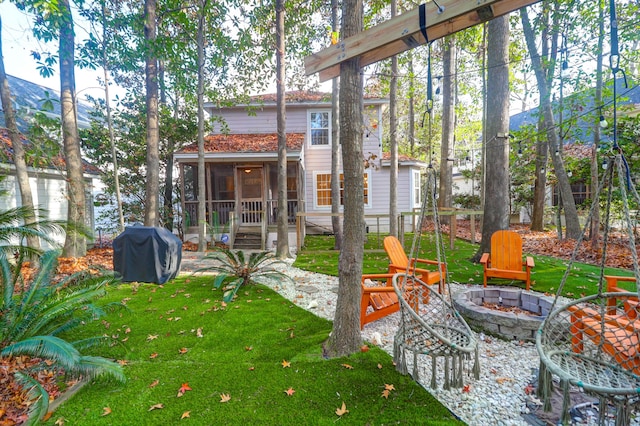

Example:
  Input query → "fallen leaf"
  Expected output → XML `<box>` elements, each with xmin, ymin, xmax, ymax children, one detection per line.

<box><xmin>147</xmin><ymin>334</ymin><xmax>159</xmax><ymax>341</ymax></box>
<box><xmin>377</xmin><ymin>363</ymin><xmax>383</xmax><ymax>369</ymax></box>
<box><xmin>360</xmin><ymin>345</ymin><xmax>370</xmax><ymax>352</ymax></box>
<box><xmin>381</xmin><ymin>389</ymin><xmax>390</xmax><ymax>399</ymax></box>
<box><xmin>149</xmin><ymin>379</ymin><xmax>160</xmax><ymax>388</ymax></box>
<box><xmin>248</xmin><ymin>366</ymin><xmax>255</xmax><ymax>371</ymax></box>
<box><xmin>245</xmin><ymin>346</ymin><xmax>253</xmax><ymax>351</ymax></box>
<box><xmin>179</xmin><ymin>347</ymin><xmax>188</xmax><ymax>354</ymax></box>
<box><xmin>281</xmin><ymin>359</ymin><xmax>291</xmax><ymax>368</ymax></box>
<box><xmin>341</xmin><ymin>363</ymin><xmax>354</xmax><ymax>370</ymax></box>
<box><xmin>220</xmin><ymin>393</ymin><xmax>231</xmax><ymax>403</ymax></box>
<box><xmin>384</xmin><ymin>383</ymin><xmax>395</xmax><ymax>391</ymax></box>
<box><xmin>196</xmin><ymin>327</ymin><xmax>203</xmax><ymax>338</ymax></box>
<box><xmin>496</xmin><ymin>377</ymin><xmax>513</xmax><ymax>384</ymax></box>
<box><xmin>148</xmin><ymin>403</ymin><xmax>164</xmax><ymax>411</ymax></box>
<box><xmin>463</xmin><ymin>384</ymin><xmax>471</xmax><ymax>393</ymax></box>
<box><xmin>102</xmin><ymin>407</ymin><xmax>112</xmax><ymax>416</ymax></box>
<box><xmin>335</xmin><ymin>401</ymin><xmax>349</xmax><ymax>416</ymax></box>
<box><xmin>150</xmin><ymin>353</ymin><xmax>158</xmax><ymax>359</ymax></box>
<box><xmin>181</xmin><ymin>411</ymin><xmax>191</xmax><ymax>419</ymax></box>
<box><xmin>117</xmin><ymin>359</ymin><xmax>128</xmax><ymax>366</ymax></box>
<box><xmin>55</xmin><ymin>418</ymin><xmax>65</xmax><ymax>426</ymax></box>
<box><xmin>177</xmin><ymin>382</ymin><xmax>192</xmax><ymax>397</ymax></box>
<box><xmin>284</xmin><ymin>387</ymin><xmax>295</xmax><ymax>396</ymax></box>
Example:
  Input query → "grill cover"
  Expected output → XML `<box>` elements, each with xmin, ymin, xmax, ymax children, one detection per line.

<box><xmin>113</xmin><ymin>226</ymin><xmax>182</xmax><ymax>284</ymax></box>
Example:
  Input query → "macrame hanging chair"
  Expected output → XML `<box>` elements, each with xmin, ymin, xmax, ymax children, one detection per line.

<box><xmin>392</xmin><ymin>167</ymin><xmax>480</xmax><ymax>390</ymax></box>
<box><xmin>536</xmin><ymin>151</ymin><xmax>640</xmax><ymax>426</ymax></box>
<box><xmin>536</xmin><ymin>2</ymin><xmax>640</xmax><ymax>423</ymax></box>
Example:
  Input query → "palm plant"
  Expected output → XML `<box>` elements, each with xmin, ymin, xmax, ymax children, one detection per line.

<box><xmin>0</xmin><ymin>250</ymin><xmax>125</xmax><ymax>424</ymax></box>
<box><xmin>0</xmin><ymin>204</ymin><xmax>64</xmax><ymax>259</ymax></box>
<box><xmin>198</xmin><ymin>249</ymin><xmax>293</xmax><ymax>302</ymax></box>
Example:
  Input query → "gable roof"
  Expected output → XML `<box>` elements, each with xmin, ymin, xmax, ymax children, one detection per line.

<box><xmin>0</xmin><ymin>128</ymin><xmax>100</xmax><ymax>174</ymax></box>
<box><xmin>1</xmin><ymin>74</ymin><xmax>93</xmax><ymax>131</ymax></box>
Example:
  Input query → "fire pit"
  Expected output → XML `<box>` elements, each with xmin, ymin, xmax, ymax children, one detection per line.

<box><xmin>453</xmin><ymin>287</ymin><xmax>554</xmax><ymax>341</ymax></box>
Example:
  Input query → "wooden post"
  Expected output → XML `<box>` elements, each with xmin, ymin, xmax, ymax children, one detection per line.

<box><xmin>305</xmin><ymin>0</ymin><xmax>541</xmax><ymax>81</ymax></box>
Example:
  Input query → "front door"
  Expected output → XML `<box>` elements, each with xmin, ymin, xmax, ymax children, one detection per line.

<box><xmin>239</xmin><ymin>167</ymin><xmax>263</xmax><ymax>225</ymax></box>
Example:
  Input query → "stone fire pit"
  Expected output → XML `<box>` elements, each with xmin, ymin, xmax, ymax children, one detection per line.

<box><xmin>453</xmin><ymin>287</ymin><xmax>554</xmax><ymax>341</ymax></box>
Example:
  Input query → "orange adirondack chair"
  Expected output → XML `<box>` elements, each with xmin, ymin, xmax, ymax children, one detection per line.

<box><xmin>479</xmin><ymin>230</ymin><xmax>534</xmax><ymax>291</ymax></box>
<box><xmin>383</xmin><ymin>236</ymin><xmax>446</xmax><ymax>293</ymax></box>
<box><xmin>360</xmin><ymin>273</ymin><xmax>399</xmax><ymax>329</ymax></box>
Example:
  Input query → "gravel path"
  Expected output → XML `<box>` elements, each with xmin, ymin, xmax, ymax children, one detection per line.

<box><xmin>266</xmin><ymin>259</ymin><xmax>541</xmax><ymax>426</ymax></box>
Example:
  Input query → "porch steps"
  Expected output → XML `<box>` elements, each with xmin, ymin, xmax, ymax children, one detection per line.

<box><xmin>233</xmin><ymin>232</ymin><xmax>263</xmax><ymax>250</ymax></box>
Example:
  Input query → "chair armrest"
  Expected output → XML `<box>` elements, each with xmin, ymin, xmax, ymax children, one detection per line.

<box><xmin>525</xmin><ymin>256</ymin><xmax>535</xmax><ymax>268</ymax></box>
<box><xmin>479</xmin><ymin>253</ymin><xmax>490</xmax><ymax>265</ymax></box>
<box><xmin>412</xmin><ymin>257</ymin><xmax>440</xmax><ymax>267</ymax></box>
<box><xmin>362</xmin><ymin>285</ymin><xmax>397</xmax><ymax>294</ymax></box>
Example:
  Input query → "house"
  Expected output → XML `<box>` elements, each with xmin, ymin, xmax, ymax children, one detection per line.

<box><xmin>174</xmin><ymin>91</ymin><xmax>428</xmax><ymax>249</ymax></box>
<box><xmin>0</xmin><ymin>75</ymin><xmax>100</xmax><ymax>249</ymax></box>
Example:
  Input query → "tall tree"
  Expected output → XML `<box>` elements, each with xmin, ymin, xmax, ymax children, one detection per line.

<box><xmin>388</xmin><ymin>0</ymin><xmax>398</xmax><ymax>238</ymax></box>
<box><xmin>438</xmin><ymin>35</ymin><xmax>456</xmax><ymax>221</ymax></box>
<box><xmin>275</xmin><ymin>0</ymin><xmax>291</xmax><ymax>258</ymax></box>
<box><xmin>59</xmin><ymin>0</ymin><xmax>86</xmax><ymax>257</ymax></box>
<box><xmin>477</xmin><ymin>15</ymin><xmax>510</xmax><ymax>256</ymax></box>
<box><xmin>143</xmin><ymin>0</ymin><xmax>160</xmax><ymax>227</ymax></box>
<box><xmin>330</xmin><ymin>0</ymin><xmax>342</xmax><ymax>250</ymax></box>
<box><xmin>196</xmin><ymin>0</ymin><xmax>207</xmax><ymax>252</ymax></box>
<box><xmin>0</xmin><ymin>16</ymin><xmax>40</xmax><ymax>252</ymax></box>
<box><xmin>521</xmin><ymin>5</ymin><xmax>581</xmax><ymax>239</ymax></box>
<box><xmin>324</xmin><ymin>0</ymin><xmax>364</xmax><ymax>358</ymax></box>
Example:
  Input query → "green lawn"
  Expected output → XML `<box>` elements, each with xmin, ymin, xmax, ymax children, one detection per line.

<box><xmin>295</xmin><ymin>234</ymin><xmax>634</xmax><ymax>298</ymax></box>
<box><xmin>47</xmin><ymin>275</ymin><xmax>462</xmax><ymax>425</ymax></box>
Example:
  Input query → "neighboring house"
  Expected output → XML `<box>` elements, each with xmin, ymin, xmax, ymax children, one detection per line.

<box><xmin>0</xmin><ymin>75</ymin><xmax>100</xmax><ymax>249</ymax></box>
<box><xmin>174</xmin><ymin>91</ymin><xmax>427</xmax><ymax>249</ymax></box>
<box><xmin>452</xmin><ymin>80</ymin><xmax>640</xmax><ymax>223</ymax></box>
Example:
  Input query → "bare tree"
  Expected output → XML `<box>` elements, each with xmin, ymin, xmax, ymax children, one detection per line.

<box><xmin>388</xmin><ymin>0</ymin><xmax>398</xmax><ymax>238</ymax></box>
<box><xmin>439</xmin><ymin>36</ymin><xmax>456</xmax><ymax>223</ymax></box>
<box><xmin>477</xmin><ymin>15</ymin><xmax>510</xmax><ymax>257</ymax></box>
<box><xmin>324</xmin><ymin>0</ymin><xmax>364</xmax><ymax>358</ymax></box>
<box><xmin>0</xmin><ymin>17</ymin><xmax>40</xmax><ymax>251</ymax></box>
<box><xmin>144</xmin><ymin>0</ymin><xmax>160</xmax><ymax>227</ymax></box>
<box><xmin>196</xmin><ymin>0</ymin><xmax>207</xmax><ymax>252</ymax></box>
<box><xmin>60</xmin><ymin>0</ymin><xmax>86</xmax><ymax>257</ymax></box>
<box><xmin>275</xmin><ymin>0</ymin><xmax>291</xmax><ymax>258</ymax></box>
<box><xmin>330</xmin><ymin>0</ymin><xmax>342</xmax><ymax>250</ymax></box>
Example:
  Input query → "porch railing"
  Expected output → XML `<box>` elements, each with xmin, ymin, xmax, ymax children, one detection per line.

<box><xmin>184</xmin><ymin>201</ymin><xmax>235</xmax><ymax>228</ymax></box>
<box><xmin>266</xmin><ymin>199</ymin><xmax>298</xmax><ymax>226</ymax></box>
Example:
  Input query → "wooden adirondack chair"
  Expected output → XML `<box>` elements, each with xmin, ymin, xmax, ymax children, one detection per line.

<box><xmin>360</xmin><ymin>273</ymin><xmax>399</xmax><ymax>329</ymax></box>
<box><xmin>569</xmin><ymin>276</ymin><xmax>640</xmax><ymax>375</ymax></box>
<box><xmin>383</xmin><ymin>236</ymin><xmax>446</xmax><ymax>293</ymax></box>
<box><xmin>479</xmin><ymin>230</ymin><xmax>534</xmax><ymax>291</ymax></box>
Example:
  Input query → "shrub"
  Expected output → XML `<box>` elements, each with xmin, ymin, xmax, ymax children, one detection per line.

<box><xmin>197</xmin><ymin>249</ymin><xmax>293</xmax><ymax>302</ymax></box>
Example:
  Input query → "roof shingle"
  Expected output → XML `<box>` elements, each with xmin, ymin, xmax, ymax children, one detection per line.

<box><xmin>179</xmin><ymin>133</ymin><xmax>304</xmax><ymax>154</ymax></box>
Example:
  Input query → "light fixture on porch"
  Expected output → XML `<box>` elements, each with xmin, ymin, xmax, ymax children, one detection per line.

<box><xmin>244</xmin><ymin>168</ymin><xmax>252</xmax><ymax>174</ymax></box>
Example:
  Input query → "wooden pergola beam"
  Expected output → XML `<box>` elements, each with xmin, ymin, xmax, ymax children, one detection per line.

<box><xmin>305</xmin><ymin>0</ymin><xmax>541</xmax><ymax>82</ymax></box>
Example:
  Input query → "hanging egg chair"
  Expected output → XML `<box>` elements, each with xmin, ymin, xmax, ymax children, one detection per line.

<box><xmin>392</xmin><ymin>167</ymin><xmax>479</xmax><ymax>390</ymax></box>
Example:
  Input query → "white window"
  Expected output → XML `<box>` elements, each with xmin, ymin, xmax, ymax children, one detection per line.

<box><xmin>314</xmin><ymin>171</ymin><xmax>370</xmax><ymax>208</ymax></box>
<box><xmin>413</xmin><ymin>170</ymin><xmax>422</xmax><ymax>208</ymax></box>
<box><xmin>309</xmin><ymin>111</ymin><xmax>330</xmax><ymax>146</ymax></box>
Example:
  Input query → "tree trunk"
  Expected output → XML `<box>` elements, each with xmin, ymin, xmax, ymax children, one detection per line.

<box><xmin>60</xmin><ymin>0</ymin><xmax>86</xmax><ymax>257</ymax></box>
<box><xmin>407</xmin><ymin>54</ymin><xmax>415</xmax><ymax>158</ymax></box>
<box><xmin>144</xmin><ymin>0</ymin><xmax>160</xmax><ymax>227</ymax></box>
<box><xmin>590</xmin><ymin>0</ymin><xmax>605</xmax><ymax>250</ymax></box>
<box><xmin>324</xmin><ymin>0</ymin><xmax>364</xmax><ymax>358</ymax></box>
<box><xmin>521</xmin><ymin>7</ymin><xmax>581</xmax><ymax>239</ymax></box>
<box><xmin>389</xmin><ymin>0</ymin><xmax>398</xmax><ymax>238</ymax></box>
<box><xmin>530</xmin><ymin>120</ymin><xmax>548</xmax><ymax>230</ymax></box>
<box><xmin>439</xmin><ymin>35</ymin><xmax>456</xmax><ymax>225</ymax></box>
<box><xmin>330</xmin><ymin>0</ymin><xmax>342</xmax><ymax>250</ymax></box>
<box><xmin>477</xmin><ymin>15</ymin><xmax>510</xmax><ymax>257</ymax></box>
<box><xmin>196</xmin><ymin>0</ymin><xmax>207</xmax><ymax>252</ymax></box>
<box><xmin>275</xmin><ymin>0</ymin><xmax>291</xmax><ymax>258</ymax></box>
<box><xmin>101</xmin><ymin>4</ymin><xmax>124</xmax><ymax>233</ymax></box>
<box><xmin>0</xmin><ymin>17</ymin><xmax>40</xmax><ymax>252</ymax></box>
